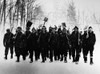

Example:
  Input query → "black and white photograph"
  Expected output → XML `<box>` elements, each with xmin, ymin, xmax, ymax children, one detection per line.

<box><xmin>0</xmin><ymin>0</ymin><xmax>100</xmax><ymax>74</ymax></box>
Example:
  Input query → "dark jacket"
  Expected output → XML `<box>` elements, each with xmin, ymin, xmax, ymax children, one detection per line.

<box><xmin>29</xmin><ymin>32</ymin><xmax>38</xmax><ymax>50</ymax></box>
<box><xmin>3</xmin><ymin>32</ymin><xmax>14</xmax><ymax>47</ymax></box>
<box><xmin>49</xmin><ymin>33</ymin><xmax>58</xmax><ymax>50</ymax></box>
<box><xmin>87</xmin><ymin>32</ymin><xmax>96</xmax><ymax>46</ymax></box>
<box><xmin>14</xmin><ymin>32</ymin><xmax>24</xmax><ymax>48</ymax></box>
<box><xmin>39</xmin><ymin>32</ymin><xmax>48</xmax><ymax>48</ymax></box>
<box><xmin>70</xmin><ymin>31</ymin><xmax>79</xmax><ymax>47</ymax></box>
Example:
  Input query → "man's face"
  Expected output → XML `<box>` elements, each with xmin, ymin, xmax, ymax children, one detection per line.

<box><xmin>88</xmin><ymin>28</ymin><xmax>93</xmax><ymax>33</ymax></box>
<box><xmin>74</xmin><ymin>28</ymin><xmax>78</xmax><ymax>32</ymax></box>
<box><xmin>52</xmin><ymin>29</ymin><xmax>56</xmax><ymax>34</ymax></box>
<box><xmin>42</xmin><ymin>28</ymin><xmax>46</xmax><ymax>33</ymax></box>
<box><xmin>32</xmin><ymin>28</ymin><xmax>36</xmax><ymax>33</ymax></box>
<box><xmin>17</xmin><ymin>28</ymin><xmax>21</xmax><ymax>32</ymax></box>
<box><xmin>63</xmin><ymin>29</ymin><xmax>66</xmax><ymax>33</ymax></box>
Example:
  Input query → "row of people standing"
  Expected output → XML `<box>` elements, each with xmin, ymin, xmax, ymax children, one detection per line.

<box><xmin>3</xmin><ymin>22</ymin><xmax>96</xmax><ymax>65</ymax></box>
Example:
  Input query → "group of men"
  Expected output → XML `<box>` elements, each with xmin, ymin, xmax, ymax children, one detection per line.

<box><xmin>3</xmin><ymin>22</ymin><xmax>96</xmax><ymax>65</ymax></box>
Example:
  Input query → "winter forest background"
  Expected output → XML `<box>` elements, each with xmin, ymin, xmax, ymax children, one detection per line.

<box><xmin>0</xmin><ymin>0</ymin><xmax>100</xmax><ymax>74</ymax></box>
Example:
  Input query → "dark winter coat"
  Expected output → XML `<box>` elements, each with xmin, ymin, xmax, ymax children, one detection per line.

<box><xmin>87</xmin><ymin>32</ymin><xmax>96</xmax><ymax>46</ymax></box>
<box><xmin>3</xmin><ymin>32</ymin><xmax>14</xmax><ymax>47</ymax></box>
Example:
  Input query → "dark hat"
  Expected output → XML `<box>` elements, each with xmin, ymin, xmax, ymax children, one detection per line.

<box><xmin>89</xmin><ymin>26</ymin><xmax>92</xmax><ymax>29</ymax></box>
<box><xmin>6</xmin><ymin>29</ymin><xmax>10</xmax><ymax>32</ymax></box>
<box><xmin>26</xmin><ymin>21</ymin><xmax>32</xmax><ymax>28</ymax></box>
<box><xmin>73</xmin><ymin>26</ymin><xmax>78</xmax><ymax>30</ymax></box>
<box><xmin>17</xmin><ymin>27</ymin><xmax>22</xmax><ymax>30</ymax></box>
<box><xmin>42</xmin><ymin>25</ymin><xmax>46</xmax><ymax>29</ymax></box>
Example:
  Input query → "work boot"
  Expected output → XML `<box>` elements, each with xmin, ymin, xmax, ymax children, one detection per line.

<box><xmin>11</xmin><ymin>55</ymin><xmax>13</xmax><ymax>59</ymax></box>
<box><xmin>84</xmin><ymin>57</ymin><xmax>87</xmax><ymax>63</ymax></box>
<box><xmin>90</xmin><ymin>58</ymin><xmax>93</xmax><ymax>65</ymax></box>
<box><xmin>16</xmin><ymin>57</ymin><xmax>20</xmax><ymax>62</ymax></box>
<box><xmin>4</xmin><ymin>55</ymin><xmax>7</xmax><ymax>60</ymax></box>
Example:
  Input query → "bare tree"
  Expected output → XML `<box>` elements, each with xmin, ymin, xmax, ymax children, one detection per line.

<box><xmin>0</xmin><ymin>0</ymin><xmax>44</xmax><ymax>31</ymax></box>
<box><xmin>67</xmin><ymin>1</ymin><xmax>77</xmax><ymax>25</ymax></box>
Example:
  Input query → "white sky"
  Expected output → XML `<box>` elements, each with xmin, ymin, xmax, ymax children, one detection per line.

<box><xmin>75</xmin><ymin>0</ymin><xmax>100</xmax><ymax>14</ymax></box>
<box><xmin>34</xmin><ymin>0</ymin><xmax>100</xmax><ymax>27</ymax></box>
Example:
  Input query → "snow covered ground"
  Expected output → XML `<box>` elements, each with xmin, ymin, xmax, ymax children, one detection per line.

<box><xmin>0</xmin><ymin>25</ymin><xmax>100</xmax><ymax>74</ymax></box>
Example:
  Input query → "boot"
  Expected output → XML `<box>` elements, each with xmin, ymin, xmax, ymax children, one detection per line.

<box><xmin>11</xmin><ymin>54</ymin><xmax>13</xmax><ymax>59</ymax></box>
<box><xmin>90</xmin><ymin>57</ymin><xmax>93</xmax><ymax>65</ymax></box>
<box><xmin>23</xmin><ymin>56</ymin><xmax>26</xmax><ymax>61</ymax></box>
<box><xmin>30</xmin><ymin>58</ymin><xmax>33</xmax><ymax>63</ymax></box>
<box><xmin>64</xmin><ymin>57</ymin><xmax>67</xmax><ymax>63</ymax></box>
<box><xmin>16</xmin><ymin>56</ymin><xmax>20</xmax><ymax>62</ymax></box>
<box><xmin>69</xmin><ymin>55</ymin><xmax>71</xmax><ymax>59</ymax></box>
<box><xmin>84</xmin><ymin>57</ymin><xmax>87</xmax><ymax>63</ymax></box>
<box><xmin>4</xmin><ymin>55</ymin><xmax>7</xmax><ymax>60</ymax></box>
<box><xmin>60</xmin><ymin>55</ymin><xmax>63</xmax><ymax>61</ymax></box>
<box><xmin>72</xmin><ymin>56</ymin><xmax>75</xmax><ymax>62</ymax></box>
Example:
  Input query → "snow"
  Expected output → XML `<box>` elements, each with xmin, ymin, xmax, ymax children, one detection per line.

<box><xmin>0</xmin><ymin>25</ymin><xmax>100</xmax><ymax>74</ymax></box>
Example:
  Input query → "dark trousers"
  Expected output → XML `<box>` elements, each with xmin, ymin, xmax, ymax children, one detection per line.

<box><xmin>22</xmin><ymin>47</ymin><xmax>28</xmax><ymax>60</ymax></box>
<box><xmin>83</xmin><ymin>46</ymin><xmax>88</xmax><ymax>62</ymax></box>
<box><xmin>41</xmin><ymin>48</ymin><xmax>46</xmax><ymax>62</ymax></box>
<box><xmin>83</xmin><ymin>45</ymin><xmax>94</xmax><ymax>62</ymax></box>
<box><xmin>35</xmin><ymin>50</ymin><xmax>40</xmax><ymax>61</ymax></box>
<box><xmin>64</xmin><ymin>50</ymin><xmax>68</xmax><ymax>62</ymax></box>
<box><xmin>15</xmin><ymin>47</ymin><xmax>22</xmax><ymax>61</ymax></box>
<box><xmin>5</xmin><ymin>46</ymin><xmax>13</xmax><ymax>57</ymax></box>
<box><xmin>69</xmin><ymin>48</ymin><xmax>72</xmax><ymax>58</ymax></box>
<box><xmin>29</xmin><ymin>49</ymin><xmax>34</xmax><ymax>62</ymax></box>
<box><xmin>72</xmin><ymin>45</ymin><xmax>80</xmax><ymax>62</ymax></box>
<box><xmin>50</xmin><ymin>49</ymin><xmax>54</xmax><ymax>62</ymax></box>
<box><xmin>72</xmin><ymin>47</ymin><xmax>75</xmax><ymax>62</ymax></box>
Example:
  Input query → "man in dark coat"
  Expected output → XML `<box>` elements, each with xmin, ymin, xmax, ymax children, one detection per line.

<box><xmin>82</xmin><ymin>28</ymin><xmax>88</xmax><ymax>63</ymax></box>
<box><xmin>84</xmin><ymin>26</ymin><xmax>96</xmax><ymax>65</ymax></box>
<box><xmin>3</xmin><ymin>29</ymin><xmax>14</xmax><ymax>60</ymax></box>
<box><xmin>24</xmin><ymin>27</ymin><xmax>31</xmax><ymax>60</ymax></box>
<box><xmin>49</xmin><ymin>28</ymin><xmax>57</xmax><ymax>62</ymax></box>
<box><xmin>14</xmin><ymin>27</ymin><xmax>24</xmax><ymax>62</ymax></box>
<box><xmin>38</xmin><ymin>26</ymin><xmax>48</xmax><ymax>62</ymax></box>
<box><xmin>23</xmin><ymin>21</ymin><xmax>32</xmax><ymax>60</ymax></box>
<box><xmin>61</xmin><ymin>28</ymin><xmax>70</xmax><ymax>63</ymax></box>
<box><xmin>28</xmin><ymin>27</ymin><xmax>38</xmax><ymax>63</ymax></box>
<box><xmin>56</xmin><ymin>27</ymin><xmax>62</xmax><ymax>61</ymax></box>
<box><xmin>36</xmin><ymin>28</ymin><xmax>42</xmax><ymax>60</ymax></box>
<box><xmin>70</xmin><ymin>26</ymin><xmax>81</xmax><ymax>64</ymax></box>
